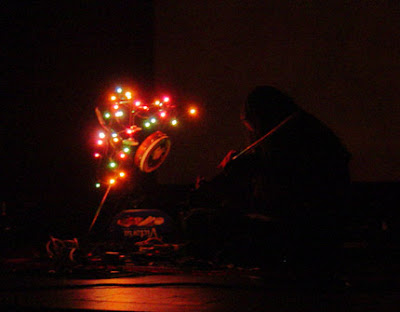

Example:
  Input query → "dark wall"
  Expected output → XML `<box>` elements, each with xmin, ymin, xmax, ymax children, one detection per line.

<box><xmin>4</xmin><ymin>1</ymin><xmax>399</xmax><ymax>241</ymax></box>
<box><xmin>154</xmin><ymin>0</ymin><xmax>400</xmax><ymax>184</ymax></box>
<box><xmin>5</xmin><ymin>1</ymin><xmax>154</xmax><ymax>231</ymax></box>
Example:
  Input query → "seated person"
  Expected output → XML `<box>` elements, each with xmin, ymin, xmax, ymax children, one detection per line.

<box><xmin>186</xmin><ymin>86</ymin><xmax>351</xmax><ymax>278</ymax></box>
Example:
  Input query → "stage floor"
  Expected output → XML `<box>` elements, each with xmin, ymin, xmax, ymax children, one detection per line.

<box><xmin>1</xmin><ymin>253</ymin><xmax>399</xmax><ymax>312</ymax></box>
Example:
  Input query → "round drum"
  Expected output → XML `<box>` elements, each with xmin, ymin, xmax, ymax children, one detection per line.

<box><xmin>134</xmin><ymin>131</ymin><xmax>171</xmax><ymax>173</ymax></box>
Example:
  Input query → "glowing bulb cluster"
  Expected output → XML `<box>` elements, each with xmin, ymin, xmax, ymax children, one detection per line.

<box><xmin>92</xmin><ymin>86</ymin><xmax>200</xmax><ymax>189</ymax></box>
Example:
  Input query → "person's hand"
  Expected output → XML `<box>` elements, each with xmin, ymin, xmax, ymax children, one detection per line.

<box><xmin>217</xmin><ymin>150</ymin><xmax>237</xmax><ymax>170</ymax></box>
<box><xmin>195</xmin><ymin>176</ymin><xmax>206</xmax><ymax>189</ymax></box>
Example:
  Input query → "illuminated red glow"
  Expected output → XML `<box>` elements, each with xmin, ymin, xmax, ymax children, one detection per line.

<box><xmin>189</xmin><ymin>107</ymin><xmax>197</xmax><ymax>115</ymax></box>
<box><xmin>94</xmin><ymin>87</ymin><xmax>195</xmax><ymax>189</ymax></box>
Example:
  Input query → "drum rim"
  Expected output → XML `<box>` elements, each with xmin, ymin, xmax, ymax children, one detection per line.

<box><xmin>135</xmin><ymin>132</ymin><xmax>171</xmax><ymax>172</ymax></box>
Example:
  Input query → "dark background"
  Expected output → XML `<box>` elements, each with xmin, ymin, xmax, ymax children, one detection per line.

<box><xmin>153</xmin><ymin>0</ymin><xmax>400</xmax><ymax>185</ymax></box>
<box><xmin>2</xmin><ymin>1</ymin><xmax>399</xmax><ymax>240</ymax></box>
<box><xmin>4</xmin><ymin>1</ymin><xmax>155</xmax><ymax>237</ymax></box>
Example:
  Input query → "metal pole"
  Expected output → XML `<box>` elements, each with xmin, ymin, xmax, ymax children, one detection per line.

<box><xmin>89</xmin><ymin>184</ymin><xmax>112</xmax><ymax>233</ymax></box>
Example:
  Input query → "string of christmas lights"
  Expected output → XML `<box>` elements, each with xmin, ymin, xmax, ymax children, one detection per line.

<box><xmin>92</xmin><ymin>86</ymin><xmax>198</xmax><ymax>190</ymax></box>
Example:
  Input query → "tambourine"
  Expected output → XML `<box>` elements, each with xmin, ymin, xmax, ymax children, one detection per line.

<box><xmin>134</xmin><ymin>131</ymin><xmax>171</xmax><ymax>173</ymax></box>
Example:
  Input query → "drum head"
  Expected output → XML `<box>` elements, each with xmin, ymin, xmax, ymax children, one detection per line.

<box><xmin>134</xmin><ymin>131</ymin><xmax>171</xmax><ymax>173</ymax></box>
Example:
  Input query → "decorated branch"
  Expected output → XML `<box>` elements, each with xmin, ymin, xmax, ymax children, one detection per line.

<box><xmin>92</xmin><ymin>86</ymin><xmax>198</xmax><ymax>190</ymax></box>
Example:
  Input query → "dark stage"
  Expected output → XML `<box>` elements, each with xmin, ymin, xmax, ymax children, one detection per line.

<box><xmin>1</xmin><ymin>182</ymin><xmax>400</xmax><ymax>311</ymax></box>
<box><xmin>3</xmin><ymin>1</ymin><xmax>400</xmax><ymax>311</ymax></box>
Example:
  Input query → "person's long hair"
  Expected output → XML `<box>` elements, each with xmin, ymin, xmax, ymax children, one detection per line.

<box><xmin>242</xmin><ymin>86</ymin><xmax>299</xmax><ymax>141</ymax></box>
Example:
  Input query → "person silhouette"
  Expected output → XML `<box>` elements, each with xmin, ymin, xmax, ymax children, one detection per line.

<box><xmin>187</xmin><ymin>86</ymin><xmax>351</xmax><ymax>280</ymax></box>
